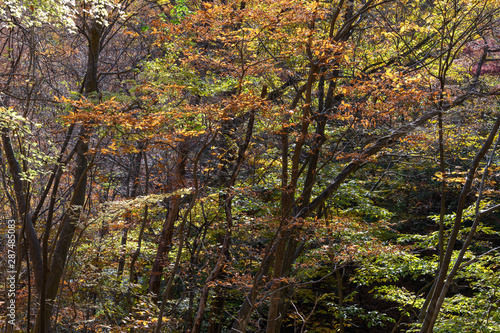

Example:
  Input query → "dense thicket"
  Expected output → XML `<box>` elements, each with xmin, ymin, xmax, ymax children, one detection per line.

<box><xmin>2</xmin><ymin>0</ymin><xmax>500</xmax><ymax>332</ymax></box>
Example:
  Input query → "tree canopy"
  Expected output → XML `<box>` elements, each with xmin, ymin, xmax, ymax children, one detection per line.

<box><xmin>2</xmin><ymin>0</ymin><xmax>500</xmax><ymax>332</ymax></box>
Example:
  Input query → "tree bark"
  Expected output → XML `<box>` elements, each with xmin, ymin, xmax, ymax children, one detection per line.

<box><xmin>148</xmin><ymin>141</ymin><xmax>189</xmax><ymax>299</ymax></box>
<box><xmin>35</xmin><ymin>19</ymin><xmax>102</xmax><ymax>333</ymax></box>
<box><xmin>419</xmin><ymin>113</ymin><xmax>500</xmax><ymax>333</ymax></box>
<box><xmin>117</xmin><ymin>144</ymin><xmax>144</xmax><ymax>279</ymax></box>
<box><xmin>1</xmin><ymin>132</ymin><xmax>43</xmax><ymax>291</ymax></box>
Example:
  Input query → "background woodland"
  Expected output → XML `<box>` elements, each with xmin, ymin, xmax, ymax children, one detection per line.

<box><xmin>2</xmin><ymin>0</ymin><xmax>500</xmax><ymax>332</ymax></box>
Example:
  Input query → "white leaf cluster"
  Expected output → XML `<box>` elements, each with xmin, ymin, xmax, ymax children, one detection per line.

<box><xmin>0</xmin><ymin>0</ymin><xmax>120</xmax><ymax>31</ymax></box>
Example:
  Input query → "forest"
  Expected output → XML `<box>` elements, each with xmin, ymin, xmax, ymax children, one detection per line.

<box><xmin>1</xmin><ymin>0</ymin><xmax>500</xmax><ymax>332</ymax></box>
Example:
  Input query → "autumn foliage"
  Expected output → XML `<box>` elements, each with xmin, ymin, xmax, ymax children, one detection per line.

<box><xmin>2</xmin><ymin>0</ymin><xmax>500</xmax><ymax>332</ymax></box>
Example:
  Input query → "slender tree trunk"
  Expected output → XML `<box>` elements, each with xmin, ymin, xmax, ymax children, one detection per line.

<box><xmin>35</xmin><ymin>20</ymin><xmax>102</xmax><ymax>333</ymax></box>
<box><xmin>149</xmin><ymin>141</ymin><xmax>189</xmax><ymax>299</ymax></box>
<box><xmin>266</xmin><ymin>59</ymin><xmax>317</xmax><ymax>332</ymax></box>
<box><xmin>37</xmin><ymin>135</ymin><xmax>89</xmax><ymax>333</ymax></box>
<box><xmin>230</xmin><ymin>244</ymin><xmax>276</xmax><ymax>332</ymax></box>
<box><xmin>129</xmin><ymin>150</ymin><xmax>150</xmax><ymax>284</ymax></box>
<box><xmin>117</xmin><ymin>144</ymin><xmax>144</xmax><ymax>279</ymax></box>
<box><xmin>155</xmin><ymin>134</ymin><xmax>216</xmax><ymax>333</ymax></box>
<box><xmin>148</xmin><ymin>195</ymin><xmax>181</xmax><ymax>298</ymax></box>
<box><xmin>1</xmin><ymin>132</ymin><xmax>43</xmax><ymax>290</ymax></box>
<box><xmin>420</xmin><ymin>113</ymin><xmax>500</xmax><ymax>333</ymax></box>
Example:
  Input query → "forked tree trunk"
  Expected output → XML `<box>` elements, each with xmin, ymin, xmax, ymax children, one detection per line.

<box><xmin>232</xmin><ymin>106</ymin><xmax>446</xmax><ymax>332</ymax></box>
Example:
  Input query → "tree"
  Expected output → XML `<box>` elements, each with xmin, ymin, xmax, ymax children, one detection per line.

<box><xmin>1</xmin><ymin>0</ymin><xmax>160</xmax><ymax>331</ymax></box>
<box><xmin>144</xmin><ymin>0</ymin><xmax>500</xmax><ymax>331</ymax></box>
<box><xmin>2</xmin><ymin>0</ymin><xmax>500</xmax><ymax>332</ymax></box>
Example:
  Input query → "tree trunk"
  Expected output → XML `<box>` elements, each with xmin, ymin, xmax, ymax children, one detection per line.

<box><xmin>117</xmin><ymin>145</ymin><xmax>144</xmax><ymax>279</ymax></box>
<box><xmin>1</xmin><ymin>132</ymin><xmax>43</xmax><ymax>291</ymax></box>
<box><xmin>419</xmin><ymin>113</ymin><xmax>500</xmax><ymax>333</ymax></box>
<box><xmin>35</xmin><ymin>19</ymin><xmax>102</xmax><ymax>333</ymax></box>
<box><xmin>148</xmin><ymin>195</ymin><xmax>180</xmax><ymax>299</ymax></box>
<box><xmin>148</xmin><ymin>141</ymin><xmax>188</xmax><ymax>299</ymax></box>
